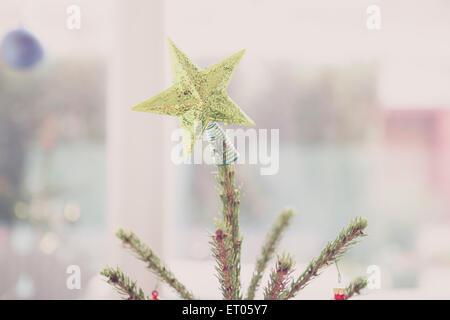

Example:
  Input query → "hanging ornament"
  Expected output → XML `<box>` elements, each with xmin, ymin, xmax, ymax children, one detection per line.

<box><xmin>151</xmin><ymin>289</ymin><xmax>160</xmax><ymax>300</ymax></box>
<box><xmin>333</xmin><ymin>261</ymin><xmax>347</xmax><ymax>300</ymax></box>
<box><xmin>1</xmin><ymin>28</ymin><xmax>43</xmax><ymax>69</ymax></box>
<box><xmin>333</xmin><ymin>288</ymin><xmax>346</xmax><ymax>300</ymax></box>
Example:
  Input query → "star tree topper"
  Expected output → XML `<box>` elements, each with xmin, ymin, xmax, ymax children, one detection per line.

<box><xmin>132</xmin><ymin>38</ymin><xmax>255</xmax><ymax>160</ymax></box>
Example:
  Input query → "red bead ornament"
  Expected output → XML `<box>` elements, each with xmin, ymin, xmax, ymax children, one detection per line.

<box><xmin>333</xmin><ymin>288</ymin><xmax>346</xmax><ymax>300</ymax></box>
<box><xmin>151</xmin><ymin>290</ymin><xmax>160</xmax><ymax>300</ymax></box>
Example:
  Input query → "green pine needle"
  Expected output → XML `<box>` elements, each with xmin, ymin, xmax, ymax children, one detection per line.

<box><xmin>246</xmin><ymin>208</ymin><xmax>294</xmax><ymax>300</ymax></box>
<box><xmin>280</xmin><ymin>217</ymin><xmax>368</xmax><ymax>300</ymax></box>
<box><xmin>263</xmin><ymin>253</ymin><xmax>295</xmax><ymax>300</ymax></box>
<box><xmin>101</xmin><ymin>266</ymin><xmax>147</xmax><ymax>300</ymax></box>
<box><xmin>346</xmin><ymin>276</ymin><xmax>368</xmax><ymax>299</ymax></box>
<box><xmin>210</xmin><ymin>226</ymin><xmax>235</xmax><ymax>300</ymax></box>
<box><xmin>116</xmin><ymin>229</ymin><xmax>196</xmax><ymax>300</ymax></box>
<box><xmin>215</xmin><ymin>164</ymin><xmax>243</xmax><ymax>299</ymax></box>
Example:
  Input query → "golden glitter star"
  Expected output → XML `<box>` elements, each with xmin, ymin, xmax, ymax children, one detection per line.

<box><xmin>132</xmin><ymin>38</ymin><xmax>255</xmax><ymax>160</ymax></box>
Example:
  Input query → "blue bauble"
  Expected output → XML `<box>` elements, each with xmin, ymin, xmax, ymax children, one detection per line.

<box><xmin>1</xmin><ymin>29</ymin><xmax>43</xmax><ymax>69</ymax></box>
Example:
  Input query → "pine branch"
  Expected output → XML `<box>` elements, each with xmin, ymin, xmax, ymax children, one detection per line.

<box><xmin>280</xmin><ymin>217</ymin><xmax>368</xmax><ymax>300</ymax></box>
<box><xmin>210</xmin><ymin>227</ymin><xmax>234</xmax><ymax>300</ymax></box>
<box><xmin>101</xmin><ymin>266</ymin><xmax>147</xmax><ymax>300</ymax></box>
<box><xmin>116</xmin><ymin>229</ymin><xmax>196</xmax><ymax>300</ymax></box>
<box><xmin>246</xmin><ymin>208</ymin><xmax>294</xmax><ymax>300</ymax></box>
<box><xmin>263</xmin><ymin>253</ymin><xmax>294</xmax><ymax>300</ymax></box>
<box><xmin>346</xmin><ymin>276</ymin><xmax>368</xmax><ymax>299</ymax></box>
<box><xmin>216</xmin><ymin>164</ymin><xmax>242</xmax><ymax>299</ymax></box>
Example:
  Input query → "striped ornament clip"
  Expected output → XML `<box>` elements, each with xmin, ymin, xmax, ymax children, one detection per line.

<box><xmin>204</xmin><ymin>122</ymin><xmax>238</xmax><ymax>166</ymax></box>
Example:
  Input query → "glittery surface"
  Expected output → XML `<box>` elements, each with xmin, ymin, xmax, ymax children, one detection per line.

<box><xmin>132</xmin><ymin>38</ymin><xmax>255</xmax><ymax>160</ymax></box>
